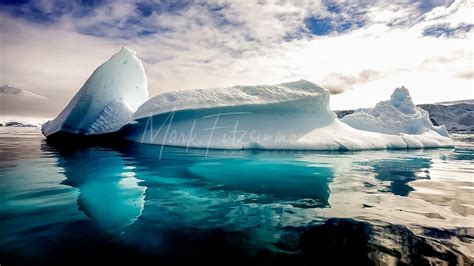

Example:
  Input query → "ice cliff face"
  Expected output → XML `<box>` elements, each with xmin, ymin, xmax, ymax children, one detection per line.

<box><xmin>341</xmin><ymin>87</ymin><xmax>449</xmax><ymax>137</ymax></box>
<box><xmin>42</xmin><ymin>47</ymin><xmax>148</xmax><ymax>137</ymax></box>
<box><xmin>87</xmin><ymin>99</ymin><xmax>135</xmax><ymax>135</ymax></box>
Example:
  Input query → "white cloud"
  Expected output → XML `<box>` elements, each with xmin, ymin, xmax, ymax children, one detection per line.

<box><xmin>455</xmin><ymin>70</ymin><xmax>474</xmax><ymax>79</ymax></box>
<box><xmin>321</xmin><ymin>70</ymin><xmax>381</xmax><ymax>94</ymax></box>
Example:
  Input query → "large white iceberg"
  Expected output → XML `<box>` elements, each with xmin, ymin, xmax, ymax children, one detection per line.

<box><xmin>123</xmin><ymin>80</ymin><xmax>454</xmax><ymax>150</ymax></box>
<box><xmin>42</xmin><ymin>47</ymin><xmax>148</xmax><ymax>137</ymax></box>
<box><xmin>41</xmin><ymin>47</ymin><xmax>453</xmax><ymax>150</ymax></box>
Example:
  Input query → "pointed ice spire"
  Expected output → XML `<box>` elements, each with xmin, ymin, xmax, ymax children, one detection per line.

<box><xmin>42</xmin><ymin>47</ymin><xmax>149</xmax><ymax>137</ymax></box>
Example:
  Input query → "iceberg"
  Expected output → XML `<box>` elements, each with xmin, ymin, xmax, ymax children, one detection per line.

<box><xmin>42</xmin><ymin>47</ymin><xmax>148</xmax><ymax>137</ymax></box>
<box><xmin>341</xmin><ymin>87</ymin><xmax>449</xmax><ymax>137</ymax></box>
<box><xmin>41</xmin><ymin>47</ymin><xmax>453</xmax><ymax>150</ymax></box>
<box><xmin>123</xmin><ymin>81</ymin><xmax>454</xmax><ymax>150</ymax></box>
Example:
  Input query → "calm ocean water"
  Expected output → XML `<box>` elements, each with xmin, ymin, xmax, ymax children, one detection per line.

<box><xmin>0</xmin><ymin>127</ymin><xmax>473</xmax><ymax>265</ymax></box>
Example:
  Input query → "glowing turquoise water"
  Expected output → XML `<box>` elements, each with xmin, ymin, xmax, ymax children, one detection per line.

<box><xmin>0</xmin><ymin>128</ymin><xmax>472</xmax><ymax>265</ymax></box>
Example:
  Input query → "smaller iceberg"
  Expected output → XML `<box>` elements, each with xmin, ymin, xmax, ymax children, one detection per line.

<box><xmin>42</xmin><ymin>47</ymin><xmax>148</xmax><ymax>137</ymax></box>
<box><xmin>341</xmin><ymin>87</ymin><xmax>449</xmax><ymax>137</ymax></box>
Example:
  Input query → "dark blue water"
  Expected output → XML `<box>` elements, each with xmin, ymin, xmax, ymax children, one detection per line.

<box><xmin>0</xmin><ymin>128</ymin><xmax>473</xmax><ymax>265</ymax></box>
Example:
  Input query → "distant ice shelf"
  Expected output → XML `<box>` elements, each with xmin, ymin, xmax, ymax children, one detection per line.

<box><xmin>42</xmin><ymin>47</ymin><xmax>454</xmax><ymax>150</ymax></box>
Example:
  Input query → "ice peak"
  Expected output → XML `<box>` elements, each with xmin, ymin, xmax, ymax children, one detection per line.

<box><xmin>119</xmin><ymin>46</ymin><xmax>136</xmax><ymax>56</ymax></box>
<box><xmin>390</xmin><ymin>86</ymin><xmax>415</xmax><ymax>112</ymax></box>
<box><xmin>391</xmin><ymin>86</ymin><xmax>411</xmax><ymax>102</ymax></box>
<box><xmin>109</xmin><ymin>47</ymin><xmax>138</xmax><ymax>62</ymax></box>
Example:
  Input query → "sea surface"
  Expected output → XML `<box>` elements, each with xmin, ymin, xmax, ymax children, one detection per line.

<box><xmin>0</xmin><ymin>127</ymin><xmax>473</xmax><ymax>265</ymax></box>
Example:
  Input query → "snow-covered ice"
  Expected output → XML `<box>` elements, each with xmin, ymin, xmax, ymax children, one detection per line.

<box><xmin>124</xmin><ymin>81</ymin><xmax>454</xmax><ymax>150</ymax></box>
<box><xmin>336</xmin><ymin>100</ymin><xmax>473</xmax><ymax>133</ymax></box>
<box><xmin>341</xmin><ymin>87</ymin><xmax>449</xmax><ymax>137</ymax></box>
<box><xmin>134</xmin><ymin>80</ymin><xmax>333</xmax><ymax>119</ymax></box>
<box><xmin>42</xmin><ymin>47</ymin><xmax>148</xmax><ymax>137</ymax></box>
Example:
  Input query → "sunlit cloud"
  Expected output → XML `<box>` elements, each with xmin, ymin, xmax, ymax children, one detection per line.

<box><xmin>320</xmin><ymin>70</ymin><xmax>382</xmax><ymax>95</ymax></box>
<box><xmin>455</xmin><ymin>70</ymin><xmax>474</xmax><ymax>79</ymax></box>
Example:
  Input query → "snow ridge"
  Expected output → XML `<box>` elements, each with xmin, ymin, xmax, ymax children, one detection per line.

<box><xmin>135</xmin><ymin>79</ymin><xmax>332</xmax><ymax>119</ymax></box>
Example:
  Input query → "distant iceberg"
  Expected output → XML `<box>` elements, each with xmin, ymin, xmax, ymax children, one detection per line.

<box><xmin>42</xmin><ymin>47</ymin><xmax>454</xmax><ymax>150</ymax></box>
<box><xmin>341</xmin><ymin>87</ymin><xmax>449</xmax><ymax>137</ymax></box>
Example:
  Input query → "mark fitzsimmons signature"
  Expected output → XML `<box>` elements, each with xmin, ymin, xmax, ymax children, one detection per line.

<box><xmin>139</xmin><ymin>110</ymin><xmax>302</xmax><ymax>159</ymax></box>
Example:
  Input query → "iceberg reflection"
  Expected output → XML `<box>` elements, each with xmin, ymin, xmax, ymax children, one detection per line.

<box><xmin>53</xmin><ymin>146</ymin><xmax>145</xmax><ymax>232</ymax></box>
<box><xmin>361</xmin><ymin>157</ymin><xmax>431</xmax><ymax>196</ymax></box>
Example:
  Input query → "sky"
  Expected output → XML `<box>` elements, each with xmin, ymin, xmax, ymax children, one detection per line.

<box><xmin>0</xmin><ymin>0</ymin><xmax>473</xmax><ymax>116</ymax></box>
